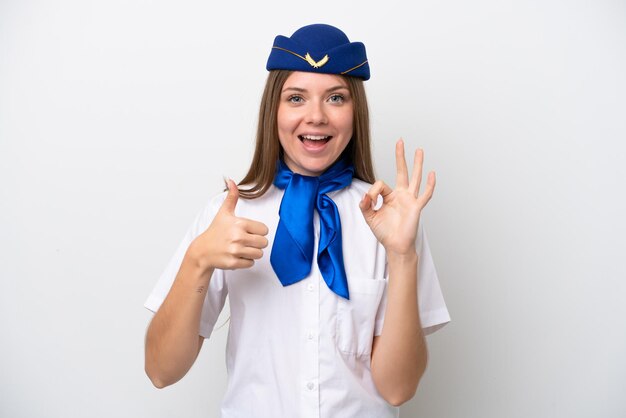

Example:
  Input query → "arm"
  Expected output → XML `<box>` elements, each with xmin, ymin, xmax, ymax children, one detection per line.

<box><xmin>370</xmin><ymin>252</ymin><xmax>426</xmax><ymax>406</ymax></box>
<box><xmin>359</xmin><ymin>140</ymin><xmax>435</xmax><ymax>406</ymax></box>
<box><xmin>144</xmin><ymin>180</ymin><xmax>269</xmax><ymax>388</ymax></box>
<box><xmin>144</xmin><ymin>251</ymin><xmax>212</xmax><ymax>388</ymax></box>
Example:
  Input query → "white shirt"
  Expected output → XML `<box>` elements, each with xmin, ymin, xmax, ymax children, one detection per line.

<box><xmin>145</xmin><ymin>179</ymin><xmax>450</xmax><ymax>418</ymax></box>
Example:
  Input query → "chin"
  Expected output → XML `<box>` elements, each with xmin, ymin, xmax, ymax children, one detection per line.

<box><xmin>305</xmin><ymin>158</ymin><xmax>338</xmax><ymax>175</ymax></box>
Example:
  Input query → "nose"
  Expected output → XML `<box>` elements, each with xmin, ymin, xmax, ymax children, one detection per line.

<box><xmin>305</xmin><ymin>101</ymin><xmax>328</xmax><ymax>125</ymax></box>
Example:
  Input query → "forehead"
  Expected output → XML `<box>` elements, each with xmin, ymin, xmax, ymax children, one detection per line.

<box><xmin>282</xmin><ymin>71</ymin><xmax>348</xmax><ymax>91</ymax></box>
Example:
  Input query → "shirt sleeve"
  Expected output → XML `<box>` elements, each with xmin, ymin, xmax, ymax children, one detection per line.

<box><xmin>374</xmin><ymin>221</ymin><xmax>450</xmax><ymax>337</ymax></box>
<box><xmin>415</xmin><ymin>221</ymin><xmax>451</xmax><ymax>335</ymax></box>
<box><xmin>144</xmin><ymin>192</ymin><xmax>229</xmax><ymax>339</ymax></box>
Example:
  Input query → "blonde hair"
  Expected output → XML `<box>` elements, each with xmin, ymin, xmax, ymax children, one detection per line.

<box><xmin>238</xmin><ymin>70</ymin><xmax>375</xmax><ymax>198</ymax></box>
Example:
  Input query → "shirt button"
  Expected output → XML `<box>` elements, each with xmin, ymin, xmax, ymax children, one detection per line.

<box><xmin>307</xmin><ymin>283</ymin><xmax>314</xmax><ymax>291</ymax></box>
<box><xmin>307</xmin><ymin>331</ymin><xmax>315</xmax><ymax>340</ymax></box>
<box><xmin>307</xmin><ymin>382</ymin><xmax>315</xmax><ymax>390</ymax></box>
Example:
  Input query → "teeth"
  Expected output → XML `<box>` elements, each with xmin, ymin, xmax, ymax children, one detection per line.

<box><xmin>301</xmin><ymin>135</ymin><xmax>330</xmax><ymax>141</ymax></box>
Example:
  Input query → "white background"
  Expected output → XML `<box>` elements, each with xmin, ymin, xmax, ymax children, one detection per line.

<box><xmin>1</xmin><ymin>1</ymin><xmax>625</xmax><ymax>417</ymax></box>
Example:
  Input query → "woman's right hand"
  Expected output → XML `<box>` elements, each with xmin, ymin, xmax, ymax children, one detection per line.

<box><xmin>188</xmin><ymin>179</ymin><xmax>269</xmax><ymax>272</ymax></box>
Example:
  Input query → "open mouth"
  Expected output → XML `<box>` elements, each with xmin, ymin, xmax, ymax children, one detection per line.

<box><xmin>299</xmin><ymin>135</ymin><xmax>332</xmax><ymax>145</ymax></box>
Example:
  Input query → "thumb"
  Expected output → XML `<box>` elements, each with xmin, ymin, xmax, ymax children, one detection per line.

<box><xmin>221</xmin><ymin>178</ymin><xmax>239</xmax><ymax>213</ymax></box>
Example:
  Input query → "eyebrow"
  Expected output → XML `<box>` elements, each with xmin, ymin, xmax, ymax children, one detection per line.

<box><xmin>281</xmin><ymin>85</ymin><xmax>349</xmax><ymax>94</ymax></box>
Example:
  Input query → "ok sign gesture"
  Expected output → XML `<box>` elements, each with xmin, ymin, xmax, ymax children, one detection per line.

<box><xmin>359</xmin><ymin>139</ymin><xmax>436</xmax><ymax>256</ymax></box>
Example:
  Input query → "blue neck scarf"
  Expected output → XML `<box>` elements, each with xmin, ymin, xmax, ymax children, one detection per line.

<box><xmin>270</xmin><ymin>158</ymin><xmax>354</xmax><ymax>299</ymax></box>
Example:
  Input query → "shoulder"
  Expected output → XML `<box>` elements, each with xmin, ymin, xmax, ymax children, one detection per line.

<box><xmin>203</xmin><ymin>190</ymin><xmax>228</xmax><ymax>213</ymax></box>
<box><xmin>206</xmin><ymin>184</ymin><xmax>282</xmax><ymax>208</ymax></box>
<box><xmin>330</xmin><ymin>178</ymin><xmax>372</xmax><ymax>203</ymax></box>
<box><xmin>187</xmin><ymin>190</ymin><xmax>228</xmax><ymax>231</ymax></box>
<box><xmin>349</xmin><ymin>178</ymin><xmax>373</xmax><ymax>193</ymax></box>
<box><xmin>234</xmin><ymin>184</ymin><xmax>283</xmax><ymax>218</ymax></box>
<box><xmin>337</xmin><ymin>178</ymin><xmax>372</xmax><ymax>195</ymax></box>
<box><xmin>192</xmin><ymin>185</ymin><xmax>281</xmax><ymax>231</ymax></box>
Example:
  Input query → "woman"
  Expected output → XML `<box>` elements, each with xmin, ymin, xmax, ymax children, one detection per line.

<box><xmin>144</xmin><ymin>23</ymin><xmax>449</xmax><ymax>417</ymax></box>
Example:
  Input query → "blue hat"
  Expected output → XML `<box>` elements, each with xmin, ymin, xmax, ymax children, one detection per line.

<box><xmin>266</xmin><ymin>24</ymin><xmax>370</xmax><ymax>80</ymax></box>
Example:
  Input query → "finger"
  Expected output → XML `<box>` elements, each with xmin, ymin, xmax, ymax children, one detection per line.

<box><xmin>395</xmin><ymin>139</ymin><xmax>409</xmax><ymax>189</ymax></box>
<box><xmin>236</xmin><ymin>246</ymin><xmax>264</xmax><ymax>260</ymax></box>
<box><xmin>221</xmin><ymin>178</ymin><xmax>239</xmax><ymax>214</ymax></box>
<box><xmin>408</xmin><ymin>148</ymin><xmax>424</xmax><ymax>197</ymax></box>
<box><xmin>367</xmin><ymin>180</ymin><xmax>393</xmax><ymax>204</ymax></box>
<box><xmin>230</xmin><ymin>228</ymin><xmax>268</xmax><ymax>249</ymax></box>
<box><xmin>241</xmin><ymin>233</ymin><xmax>269</xmax><ymax>249</ymax></box>
<box><xmin>238</xmin><ymin>218</ymin><xmax>269</xmax><ymax>236</ymax></box>
<box><xmin>359</xmin><ymin>193</ymin><xmax>375</xmax><ymax>221</ymax></box>
<box><xmin>237</xmin><ymin>258</ymin><xmax>255</xmax><ymax>269</ymax></box>
<box><xmin>417</xmin><ymin>171</ymin><xmax>436</xmax><ymax>207</ymax></box>
<box><xmin>226</xmin><ymin>257</ymin><xmax>255</xmax><ymax>270</ymax></box>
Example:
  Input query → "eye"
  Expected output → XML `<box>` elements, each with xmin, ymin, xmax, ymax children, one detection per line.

<box><xmin>288</xmin><ymin>95</ymin><xmax>304</xmax><ymax>104</ymax></box>
<box><xmin>328</xmin><ymin>94</ymin><xmax>345</xmax><ymax>104</ymax></box>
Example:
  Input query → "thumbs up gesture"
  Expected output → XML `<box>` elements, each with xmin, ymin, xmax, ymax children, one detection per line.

<box><xmin>188</xmin><ymin>179</ymin><xmax>269</xmax><ymax>271</ymax></box>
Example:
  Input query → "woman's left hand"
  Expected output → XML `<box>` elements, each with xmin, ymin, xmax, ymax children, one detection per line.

<box><xmin>359</xmin><ymin>139</ymin><xmax>436</xmax><ymax>256</ymax></box>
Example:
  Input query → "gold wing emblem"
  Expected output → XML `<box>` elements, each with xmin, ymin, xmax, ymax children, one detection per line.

<box><xmin>305</xmin><ymin>53</ymin><xmax>329</xmax><ymax>68</ymax></box>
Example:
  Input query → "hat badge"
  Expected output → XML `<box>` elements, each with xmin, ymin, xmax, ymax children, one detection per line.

<box><xmin>304</xmin><ymin>53</ymin><xmax>329</xmax><ymax>68</ymax></box>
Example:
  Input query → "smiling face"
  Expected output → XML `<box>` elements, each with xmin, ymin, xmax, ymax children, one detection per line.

<box><xmin>277</xmin><ymin>71</ymin><xmax>354</xmax><ymax>177</ymax></box>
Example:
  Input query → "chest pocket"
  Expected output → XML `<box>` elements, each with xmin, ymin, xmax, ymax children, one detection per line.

<box><xmin>336</xmin><ymin>278</ymin><xmax>386</xmax><ymax>356</ymax></box>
